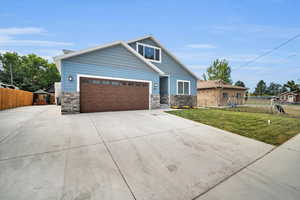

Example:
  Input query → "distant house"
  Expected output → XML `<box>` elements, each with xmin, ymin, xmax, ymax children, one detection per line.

<box><xmin>278</xmin><ymin>91</ymin><xmax>300</xmax><ymax>103</ymax></box>
<box><xmin>197</xmin><ymin>80</ymin><xmax>247</xmax><ymax>107</ymax></box>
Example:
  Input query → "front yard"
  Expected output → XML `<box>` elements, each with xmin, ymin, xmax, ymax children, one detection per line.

<box><xmin>167</xmin><ymin>108</ymin><xmax>300</xmax><ymax>146</ymax></box>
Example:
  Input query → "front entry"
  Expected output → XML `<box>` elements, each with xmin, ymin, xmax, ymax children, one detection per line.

<box><xmin>80</xmin><ymin>77</ymin><xmax>149</xmax><ymax>113</ymax></box>
<box><xmin>159</xmin><ymin>76</ymin><xmax>169</xmax><ymax>104</ymax></box>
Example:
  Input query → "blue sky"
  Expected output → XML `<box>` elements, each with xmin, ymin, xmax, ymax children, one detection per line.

<box><xmin>1</xmin><ymin>0</ymin><xmax>300</xmax><ymax>90</ymax></box>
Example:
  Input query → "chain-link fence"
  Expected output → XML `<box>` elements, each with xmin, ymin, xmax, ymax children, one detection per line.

<box><xmin>239</xmin><ymin>96</ymin><xmax>300</xmax><ymax>118</ymax></box>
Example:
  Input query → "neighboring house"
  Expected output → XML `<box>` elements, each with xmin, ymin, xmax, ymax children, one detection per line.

<box><xmin>54</xmin><ymin>35</ymin><xmax>198</xmax><ymax>113</ymax></box>
<box><xmin>197</xmin><ymin>80</ymin><xmax>247</xmax><ymax>107</ymax></box>
<box><xmin>278</xmin><ymin>91</ymin><xmax>300</xmax><ymax>103</ymax></box>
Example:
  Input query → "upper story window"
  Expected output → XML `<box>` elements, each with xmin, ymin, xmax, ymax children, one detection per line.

<box><xmin>136</xmin><ymin>42</ymin><xmax>161</xmax><ymax>63</ymax></box>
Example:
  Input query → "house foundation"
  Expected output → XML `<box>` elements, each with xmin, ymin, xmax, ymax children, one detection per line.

<box><xmin>61</xmin><ymin>92</ymin><xmax>80</xmax><ymax>114</ymax></box>
<box><xmin>170</xmin><ymin>95</ymin><xmax>197</xmax><ymax>107</ymax></box>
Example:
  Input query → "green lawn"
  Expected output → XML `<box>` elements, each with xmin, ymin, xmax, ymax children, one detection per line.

<box><xmin>223</xmin><ymin>105</ymin><xmax>300</xmax><ymax>118</ymax></box>
<box><xmin>166</xmin><ymin>109</ymin><xmax>300</xmax><ymax>146</ymax></box>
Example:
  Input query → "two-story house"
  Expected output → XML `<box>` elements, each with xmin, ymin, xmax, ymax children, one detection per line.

<box><xmin>54</xmin><ymin>35</ymin><xmax>198</xmax><ymax>113</ymax></box>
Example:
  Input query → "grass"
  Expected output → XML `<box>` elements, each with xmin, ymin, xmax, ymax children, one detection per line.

<box><xmin>226</xmin><ymin>105</ymin><xmax>300</xmax><ymax>118</ymax></box>
<box><xmin>166</xmin><ymin>108</ymin><xmax>300</xmax><ymax>146</ymax></box>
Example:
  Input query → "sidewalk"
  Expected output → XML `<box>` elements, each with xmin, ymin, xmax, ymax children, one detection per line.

<box><xmin>196</xmin><ymin>134</ymin><xmax>300</xmax><ymax>200</ymax></box>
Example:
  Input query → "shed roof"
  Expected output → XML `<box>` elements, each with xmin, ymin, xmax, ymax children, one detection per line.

<box><xmin>34</xmin><ymin>89</ymin><xmax>49</xmax><ymax>94</ymax></box>
<box><xmin>197</xmin><ymin>80</ymin><xmax>247</xmax><ymax>90</ymax></box>
<box><xmin>279</xmin><ymin>91</ymin><xmax>300</xmax><ymax>96</ymax></box>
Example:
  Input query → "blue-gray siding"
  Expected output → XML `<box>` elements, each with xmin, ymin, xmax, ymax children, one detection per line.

<box><xmin>129</xmin><ymin>38</ymin><xmax>197</xmax><ymax>95</ymax></box>
<box><xmin>61</xmin><ymin>44</ymin><xmax>160</xmax><ymax>94</ymax></box>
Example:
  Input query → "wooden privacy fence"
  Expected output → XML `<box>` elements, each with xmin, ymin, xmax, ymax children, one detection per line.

<box><xmin>0</xmin><ymin>88</ymin><xmax>33</xmax><ymax>110</ymax></box>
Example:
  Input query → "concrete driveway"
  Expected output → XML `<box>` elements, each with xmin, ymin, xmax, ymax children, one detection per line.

<box><xmin>0</xmin><ymin>105</ymin><xmax>273</xmax><ymax>200</ymax></box>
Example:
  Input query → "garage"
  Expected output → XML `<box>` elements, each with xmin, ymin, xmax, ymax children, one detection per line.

<box><xmin>80</xmin><ymin>77</ymin><xmax>149</xmax><ymax>113</ymax></box>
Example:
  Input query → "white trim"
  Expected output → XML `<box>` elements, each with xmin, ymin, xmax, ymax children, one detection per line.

<box><xmin>176</xmin><ymin>80</ymin><xmax>191</xmax><ymax>95</ymax></box>
<box><xmin>128</xmin><ymin>36</ymin><xmax>199</xmax><ymax>80</ymax></box>
<box><xmin>167</xmin><ymin>75</ymin><xmax>171</xmax><ymax>105</ymax></box>
<box><xmin>53</xmin><ymin>41</ymin><xmax>165</xmax><ymax>76</ymax></box>
<box><xmin>76</xmin><ymin>74</ymin><xmax>152</xmax><ymax>109</ymax></box>
<box><xmin>54</xmin><ymin>41</ymin><xmax>122</xmax><ymax>60</ymax></box>
<box><xmin>127</xmin><ymin>35</ymin><xmax>153</xmax><ymax>44</ymax></box>
<box><xmin>135</xmin><ymin>42</ymin><xmax>162</xmax><ymax>63</ymax></box>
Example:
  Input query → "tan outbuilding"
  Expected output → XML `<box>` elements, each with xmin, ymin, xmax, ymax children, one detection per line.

<box><xmin>197</xmin><ymin>80</ymin><xmax>247</xmax><ymax>107</ymax></box>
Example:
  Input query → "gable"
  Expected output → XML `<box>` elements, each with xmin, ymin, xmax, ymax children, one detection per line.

<box><xmin>64</xmin><ymin>44</ymin><xmax>158</xmax><ymax>73</ymax></box>
<box><xmin>128</xmin><ymin>37</ymin><xmax>198</xmax><ymax>80</ymax></box>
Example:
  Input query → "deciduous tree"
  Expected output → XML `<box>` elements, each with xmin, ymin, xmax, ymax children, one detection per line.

<box><xmin>234</xmin><ymin>80</ymin><xmax>245</xmax><ymax>87</ymax></box>
<box><xmin>0</xmin><ymin>52</ymin><xmax>60</xmax><ymax>92</ymax></box>
<box><xmin>254</xmin><ymin>80</ymin><xmax>267</xmax><ymax>96</ymax></box>
<box><xmin>205</xmin><ymin>59</ymin><xmax>232</xmax><ymax>84</ymax></box>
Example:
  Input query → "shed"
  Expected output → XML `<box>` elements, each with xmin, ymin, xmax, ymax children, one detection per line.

<box><xmin>33</xmin><ymin>89</ymin><xmax>50</xmax><ymax>105</ymax></box>
<box><xmin>197</xmin><ymin>80</ymin><xmax>247</xmax><ymax>107</ymax></box>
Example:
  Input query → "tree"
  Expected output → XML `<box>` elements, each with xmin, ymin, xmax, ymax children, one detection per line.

<box><xmin>234</xmin><ymin>80</ymin><xmax>245</xmax><ymax>87</ymax></box>
<box><xmin>284</xmin><ymin>80</ymin><xmax>300</xmax><ymax>92</ymax></box>
<box><xmin>0</xmin><ymin>52</ymin><xmax>60</xmax><ymax>92</ymax></box>
<box><xmin>280</xmin><ymin>85</ymin><xmax>288</xmax><ymax>93</ymax></box>
<box><xmin>266</xmin><ymin>82</ymin><xmax>282</xmax><ymax>96</ymax></box>
<box><xmin>205</xmin><ymin>59</ymin><xmax>232</xmax><ymax>83</ymax></box>
<box><xmin>0</xmin><ymin>52</ymin><xmax>22</xmax><ymax>85</ymax></box>
<box><xmin>254</xmin><ymin>80</ymin><xmax>267</xmax><ymax>96</ymax></box>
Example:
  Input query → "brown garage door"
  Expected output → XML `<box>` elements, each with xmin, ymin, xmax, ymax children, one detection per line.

<box><xmin>80</xmin><ymin>77</ymin><xmax>149</xmax><ymax>113</ymax></box>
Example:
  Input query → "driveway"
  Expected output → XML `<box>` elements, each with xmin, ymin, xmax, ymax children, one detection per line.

<box><xmin>0</xmin><ymin>105</ymin><xmax>273</xmax><ymax>200</ymax></box>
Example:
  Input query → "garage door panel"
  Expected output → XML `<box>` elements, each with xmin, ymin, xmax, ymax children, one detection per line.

<box><xmin>80</xmin><ymin>77</ymin><xmax>149</xmax><ymax>113</ymax></box>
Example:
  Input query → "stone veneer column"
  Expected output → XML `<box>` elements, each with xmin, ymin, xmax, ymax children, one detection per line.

<box><xmin>151</xmin><ymin>94</ymin><xmax>160</xmax><ymax>109</ymax></box>
<box><xmin>61</xmin><ymin>92</ymin><xmax>80</xmax><ymax>114</ymax></box>
<box><xmin>170</xmin><ymin>95</ymin><xmax>197</xmax><ymax>107</ymax></box>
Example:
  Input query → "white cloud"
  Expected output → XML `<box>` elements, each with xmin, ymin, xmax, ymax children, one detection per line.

<box><xmin>0</xmin><ymin>27</ymin><xmax>73</xmax><ymax>47</ymax></box>
<box><xmin>210</xmin><ymin>24</ymin><xmax>300</xmax><ymax>39</ymax></box>
<box><xmin>186</xmin><ymin>44</ymin><xmax>217</xmax><ymax>49</ymax></box>
<box><xmin>0</xmin><ymin>27</ymin><xmax>45</xmax><ymax>35</ymax></box>
<box><xmin>174</xmin><ymin>52</ymin><xmax>217</xmax><ymax>63</ymax></box>
<box><xmin>187</xmin><ymin>65</ymin><xmax>208</xmax><ymax>70</ymax></box>
<box><xmin>0</xmin><ymin>37</ymin><xmax>73</xmax><ymax>47</ymax></box>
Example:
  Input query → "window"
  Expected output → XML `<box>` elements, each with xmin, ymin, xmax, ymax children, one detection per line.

<box><xmin>136</xmin><ymin>42</ymin><xmax>161</xmax><ymax>63</ymax></box>
<box><xmin>177</xmin><ymin>80</ymin><xmax>190</xmax><ymax>95</ymax></box>
<box><xmin>223</xmin><ymin>93</ymin><xmax>228</xmax><ymax>98</ymax></box>
<box><xmin>236</xmin><ymin>93</ymin><xmax>241</xmax><ymax>98</ymax></box>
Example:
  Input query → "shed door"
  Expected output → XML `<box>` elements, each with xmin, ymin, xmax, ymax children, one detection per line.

<box><xmin>80</xmin><ymin>77</ymin><xmax>149</xmax><ymax>113</ymax></box>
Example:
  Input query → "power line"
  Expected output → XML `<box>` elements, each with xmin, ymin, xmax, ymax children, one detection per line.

<box><xmin>240</xmin><ymin>32</ymin><xmax>300</xmax><ymax>68</ymax></box>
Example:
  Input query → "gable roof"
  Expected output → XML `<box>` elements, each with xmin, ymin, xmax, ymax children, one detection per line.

<box><xmin>127</xmin><ymin>36</ymin><xmax>199</xmax><ymax>80</ymax></box>
<box><xmin>54</xmin><ymin>41</ymin><xmax>164</xmax><ymax>75</ymax></box>
<box><xmin>279</xmin><ymin>91</ymin><xmax>300</xmax><ymax>96</ymax></box>
<box><xmin>34</xmin><ymin>89</ymin><xmax>49</xmax><ymax>94</ymax></box>
<box><xmin>197</xmin><ymin>80</ymin><xmax>247</xmax><ymax>90</ymax></box>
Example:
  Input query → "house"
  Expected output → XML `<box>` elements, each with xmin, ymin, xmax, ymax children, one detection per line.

<box><xmin>197</xmin><ymin>80</ymin><xmax>247</xmax><ymax>107</ymax></box>
<box><xmin>54</xmin><ymin>35</ymin><xmax>198</xmax><ymax>113</ymax></box>
<box><xmin>278</xmin><ymin>91</ymin><xmax>300</xmax><ymax>103</ymax></box>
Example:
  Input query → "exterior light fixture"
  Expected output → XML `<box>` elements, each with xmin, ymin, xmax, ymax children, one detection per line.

<box><xmin>154</xmin><ymin>83</ymin><xmax>158</xmax><ymax>88</ymax></box>
<box><xmin>68</xmin><ymin>75</ymin><xmax>73</xmax><ymax>81</ymax></box>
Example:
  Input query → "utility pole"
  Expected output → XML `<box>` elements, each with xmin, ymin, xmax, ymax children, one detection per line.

<box><xmin>9</xmin><ymin>63</ymin><xmax>13</xmax><ymax>85</ymax></box>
